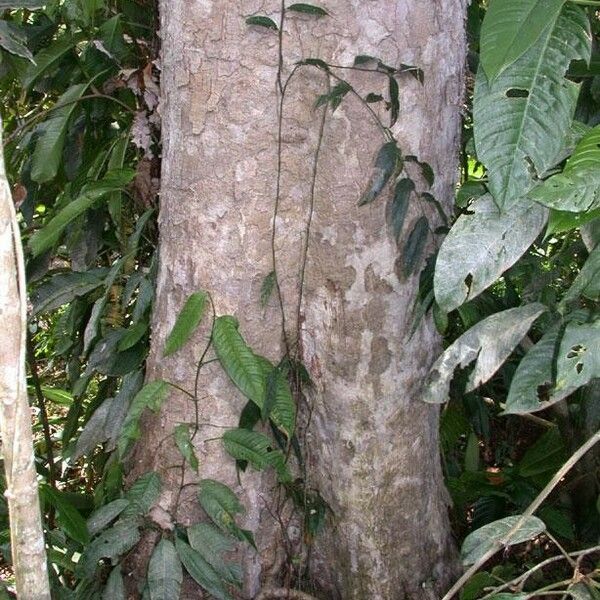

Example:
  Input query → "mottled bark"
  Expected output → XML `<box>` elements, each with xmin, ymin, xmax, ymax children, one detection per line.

<box><xmin>0</xmin><ymin>127</ymin><xmax>50</xmax><ymax>599</ymax></box>
<box><xmin>134</xmin><ymin>1</ymin><xmax>466</xmax><ymax>598</ymax></box>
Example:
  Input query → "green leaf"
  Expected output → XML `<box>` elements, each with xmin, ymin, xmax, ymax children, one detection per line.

<box><xmin>504</xmin><ymin>327</ymin><xmax>563</xmax><ymax>414</ymax></box>
<box><xmin>175</xmin><ymin>538</ymin><xmax>232</xmax><ymax>600</ymax></box>
<box><xmin>464</xmin><ymin>432</ymin><xmax>480</xmax><ymax>473</ymax></box>
<box><xmin>518</xmin><ymin>428</ymin><xmax>565</xmax><ymax>478</ymax></box>
<box><xmin>79</xmin><ymin>520</ymin><xmax>140</xmax><ymax>577</ymax></box>
<box><xmin>288</xmin><ymin>3</ymin><xmax>328</xmax><ymax>16</ymax></box>
<box><xmin>260</xmin><ymin>271</ymin><xmax>276</xmax><ymax>307</ymax></box>
<box><xmin>22</xmin><ymin>33</ymin><xmax>86</xmax><ymax>89</ymax></box>
<box><xmin>164</xmin><ymin>291</ymin><xmax>207</xmax><ymax>356</ymax></box>
<box><xmin>148</xmin><ymin>539</ymin><xmax>183</xmax><ymax>600</ymax></box>
<box><xmin>103</xmin><ymin>567</ymin><xmax>126</xmax><ymax>600</ymax></box>
<box><xmin>530</xmin><ymin>168</ymin><xmax>600</xmax><ymax>213</ymax></box>
<box><xmin>562</xmin><ymin>243</ymin><xmax>600</xmax><ymax>305</ymax></box>
<box><xmin>388</xmin><ymin>178</ymin><xmax>414</xmax><ymax>241</ymax></box>
<box><xmin>316</xmin><ymin>81</ymin><xmax>351</xmax><ymax>112</ymax></box>
<box><xmin>402</xmin><ymin>216</ymin><xmax>428</xmax><ymax>277</ymax></box>
<box><xmin>479</xmin><ymin>0</ymin><xmax>566</xmax><ymax>81</ymax></box>
<box><xmin>423</xmin><ymin>304</ymin><xmax>546</xmax><ymax>404</ymax></box>
<box><xmin>197</xmin><ymin>479</ymin><xmax>255</xmax><ymax>547</ymax></box>
<box><xmin>31</xmin><ymin>83</ymin><xmax>89</xmax><ymax>183</ymax></box>
<box><xmin>29</xmin><ymin>169</ymin><xmax>135</xmax><ymax>256</ymax></box>
<box><xmin>41</xmin><ymin>486</ymin><xmax>89</xmax><ymax>544</ymax></box>
<box><xmin>0</xmin><ymin>0</ymin><xmax>45</xmax><ymax>7</ymax></box>
<box><xmin>31</xmin><ymin>270</ymin><xmax>106</xmax><ymax>315</ymax></box>
<box><xmin>118</xmin><ymin>382</ymin><xmax>170</xmax><ymax>457</ymax></box>
<box><xmin>434</xmin><ymin>195</ymin><xmax>547</xmax><ymax>312</ymax></box>
<box><xmin>256</xmin><ymin>356</ymin><xmax>295</xmax><ymax>437</ymax></box>
<box><xmin>0</xmin><ymin>21</ymin><xmax>33</xmax><ymax>61</ymax></box>
<box><xmin>174</xmin><ymin>424</ymin><xmax>199</xmax><ymax>471</ymax></box>
<box><xmin>554</xmin><ymin>319</ymin><xmax>600</xmax><ymax>396</ymax></box>
<box><xmin>546</xmin><ymin>208</ymin><xmax>600</xmax><ymax>236</ymax></box>
<box><xmin>474</xmin><ymin>5</ymin><xmax>591</xmax><ymax>208</ymax></box>
<box><xmin>222</xmin><ymin>429</ymin><xmax>291</xmax><ymax>483</ymax></box>
<box><xmin>87</xmin><ymin>499</ymin><xmax>130</xmax><ymax>536</ymax></box>
<box><xmin>461</xmin><ymin>515</ymin><xmax>546</xmax><ymax>565</ymax></box>
<box><xmin>118</xmin><ymin>321</ymin><xmax>148</xmax><ymax>351</ymax></box>
<box><xmin>123</xmin><ymin>471</ymin><xmax>161</xmax><ymax>518</ymax></box>
<box><xmin>187</xmin><ymin>524</ymin><xmax>241</xmax><ymax>587</ymax></box>
<box><xmin>388</xmin><ymin>76</ymin><xmax>399</xmax><ymax>127</ymax></box>
<box><xmin>212</xmin><ymin>316</ymin><xmax>265</xmax><ymax>406</ymax></box>
<box><xmin>359</xmin><ymin>142</ymin><xmax>401</xmax><ymax>206</ymax></box>
<box><xmin>245</xmin><ymin>16</ymin><xmax>278</xmax><ymax>30</ymax></box>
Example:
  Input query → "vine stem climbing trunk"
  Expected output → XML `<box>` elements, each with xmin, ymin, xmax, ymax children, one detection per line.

<box><xmin>0</xmin><ymin>125</ymin><xmax>50</xmax><ymax>599</ymax></box>
<box><xmin>134</xmin><ymin>1</ymin><xmax>467</xmax><ymax>598</ymax></box>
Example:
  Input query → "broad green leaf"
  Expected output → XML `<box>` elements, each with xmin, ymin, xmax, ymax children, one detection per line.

<box><xmin>123</xmin><ymin>471</ymin><xmax>161</xmax><ymax>518</ymax></box>
<box><xmin>31</xmin><ymin>270</ymin><xmax>106</xmax><ymax>315</ymax></box>
<box><xmin>434</xmin><ymin>195</ymin><xmax>547</xmax><ymax>312</ymax></box>
<box><xmin>0</xmin><ymin>0</ymin><xmax>45</xmax><ymax>6</ymax></box>
<box><xmin>568</xmin><ymin>583</ymin><xmax>598</xmax><ymax>600</ymax></box>
<box><xmin>212</xmin><ymin>316</ymin><xmax>265</xmax><ymax>406</ymax></box>
<box><xmin>388</xmin><ymin>178</ymin><xmax>414</xmax><ymax>241</ymax></box>
<box><xmin>29</xmin><ymin>169</ymin><xmax>135</xmax><ymax>255</ymax></box>
<box><xmin>464</xmin><ymin>432</ymin><xmax>479</xmax><ymax>473</ymax></box>
<box><xmin>561</xmin><ymin>243</ymin><xmax>600</xmax><ymax>306</ymax></box>
<box><xmin>103</xmin><ymin>566</ymin><xmax>126</xmax><ymax>600</ymax></box>
<box><xmin>479</xmin><ymin>0</ymin><xmax>566</xmax><ymax>81</ymax></box>
<box><xmin>187</xmin><ymin>524</ymin><xmax>241</xmax><ymax>587</ymax></box>
<box><xmin>316</xmin><ymin>81</ymin><xmax>351</xmax><ymax>112</ymax></box>
<box><xmin>461</xmin><ymin>515</ymin><xmax>546</xmax><ymax>565</ymax></box>
<box><xmin>87</xmin><ymin>499</ymin><xmax>130</xmax><ymax>536</ymax></box>
<box><xmin>40</xmin><ymin>386</ymin><xmax>72</xmax><ymax>406</ymax></box>
<box><xmin>546</xmin><ymin>208</ymin><xmax>600</xmax><ymax>236</ymax></box>
<box><xmin>288</xmin><ymin>3</ymin><xmax>328</xmax><ymax>16</ymax></box>
<box><xmin>359</xmin><ymin>142</ymin><xmax>401</xmax><ymax>206</ymax></box>
<box><xmin>402</xmin><ymin>216</ymin><xmax>428</xmax><ymax>277</ymax></box>
<box><xmin>517</xmin><ymin>428</ymin><xmax>565</xmax><ymax>478</ymax></box>
<box><xmin>164</xmin><ymin>291</ymin><xmax>207</xmax><ymax>356</ymax></box>
<box><xmin>565</xmin><ymin>124</ymin><xmax>600</xmax><ymax>173</ymax></box>
<box><xmin>222</xmin><ymin>429</ymin><xmax>291</xmax><ymax>483</ymax></box>
<box><xmin>79</xmin><ymin>520</ymin><xmax>140</xmax><ymax>577</ymax></box>
<box><xmin>474</xmin><ymin>5</ymin><xmax>591</xmax><ymax>208</ymax></box>
<box><xmin>118</xmin><ymin>320</ymin><xmax>148</xmax><ymax>351</ymax></box>
<box><xmin>388</xmin><ymin>75</ymin><xmax>399</xmax><ymax>126</ymax></box>
<box><xmin>174</xmin><ymin>424</ymin><xmax>199</xmax><ymax>471</ymax></box>
<box><xmin>22</xmin><ymin>32</ymin><xmax>85</xmax><ymax>88</ymax></box>
<box><xmin>256</xmin><ymin>356</ymin><xmax>295</xmax><ymax>437</ymax></box>
<box><xmin>197</xmin><ymin>479</ymin><xmax>255</xmax><ymax>547</ymax></box>
<box><xmin>504</xmin><ymin>328</ymin><xmax>563</xmax><ymax>414</ymax></box>
<box><xmin>175</xmin><ymin>538</ymin><xmax>232</xmax><ymax>600</ymax></box>
<box><xmin>118</xmin><ymin>381</ymin><xmax>170</xmax><ymax>457</ymax></box>
<box><xmin>42</xmin><ymin>486</ymin><xmax>89</xmax><ymax>544</ymax></box>
<box><xmin>148</xmin><ymin>539</ymin><xmax>182</xmax><ymax>600</ymax></box>
<box><xmin>554</xmin><ymin>319</ymin><xmax>600</xmax><ymax>396</ymax></box>
<box><xmin>423</xmin><ymin>304</ymin><xmax>546</xmax><ymax>404</ymax></box>
<box><xmin>530</xmin><ymin>168</ymin><xmax>600</xmax><ymax>213</ymax></box>
<box><xmin>245</xmin><ymin>16</ymin><xmax>278</xmax><ymax>30</ymax></box>
<box><xmin>0</xmin><ymin>21</ymin><xmax>33</xmax><ymax>61</ymax></box>
<box><xmin>31</xmin><ymin>83</ymin><xmax>89</xmax><ymax>183</ymax></box>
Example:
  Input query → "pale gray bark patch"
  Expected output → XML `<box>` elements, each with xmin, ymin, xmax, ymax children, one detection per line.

<box><xmin>135</xmin><ymin>1</ymin><xmax>467</xmax><ymax>598</ymax></box>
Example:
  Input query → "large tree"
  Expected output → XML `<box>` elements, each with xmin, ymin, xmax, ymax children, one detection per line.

<box><xmin>131</xmin><ymin>1</ymin><xmax>467</xmax><ymax>598</ymax></box>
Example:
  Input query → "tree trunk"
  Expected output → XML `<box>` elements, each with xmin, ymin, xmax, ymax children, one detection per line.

<box><xmin>132</xmin><ymin>1</ymin><xmax>466</xmax><ymax>598</ymax></box>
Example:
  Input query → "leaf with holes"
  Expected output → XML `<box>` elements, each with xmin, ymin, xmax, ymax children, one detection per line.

<box><xmin>529</xmin><ymin>168</ymin><xmax>600</xmax><ymax>213</ymax></box>
<box><xmin>402</xmin><ymin>216</ymin><xmax>429</xmax><ymax>277</ymax></box>
<box><xmin>461</xmin><ymin>515</ymin><xmax>546</xmax><ymax>565</ymax></box>
<box><xmin>479</xmin><ymin>0</ymin><xmax>566</xmax><ymax>81</ymax></box>
<box><xmin>388</xmin><ymin>178</ymin><xmax>414</xmax><ymax>241</ymax></box>
<box><xmin>245</xmin><ymin>16</ymin><xmax>278</xmax><ymax>30</ymax></box>
<box><xmin>474</xmin><ymin>5</ymin><xmax>591</xmax><ymax>208</ymax></box>
<box><xmin>164</xmin><ymin>291</ymin><xmax>207</xmax><ymax>356</ymax></box>
<box><xmin>359</xmin><ymin>142</ymin><xmax>401</xmax><ymax>206</ymax></box>
<box><xmin>222</xmin><ymin>429</ymin><xmax>291</xmax><ymax>483</ymax></box>
<box><xmin>504</xmin><ymin>327</ymin><xmax>564</xmax><ymax>414</ymax></box>
<box><xmin>148</xmin><ymin>539</ymin><xmax>182</xmax><ymax>600</ymax></box>
<box><xmin>288</xmin><ymin>3</ymin><xmax>328</xmax><ymax>16</ymax></box>
<box><xmin>174</xmin><ymin>424</ymin><xmax>199</xmax><ymax>471</ymax></box>
<box><xmin>213</xmin><ymin>316</ymin><xmax>265</xmax><ymax>407</ymax></box>
<box><xmin>554</xmin><ymin>319</ymin><xmax>600</xmax><ymax>397</ymax></box>
<box><xmin>434</xmin><ymin>195</ymin><xmax>547</xmax><ymax>312</ymax></box>
<box><xmin>423</xmin><ymin>304</ymin><xmax>546</xmax><ymax>404</ymax></box>
<box><xmin>175</xmin><ymin>538</ymin><xmax>232</xmax><ymax>600</ymax></box>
